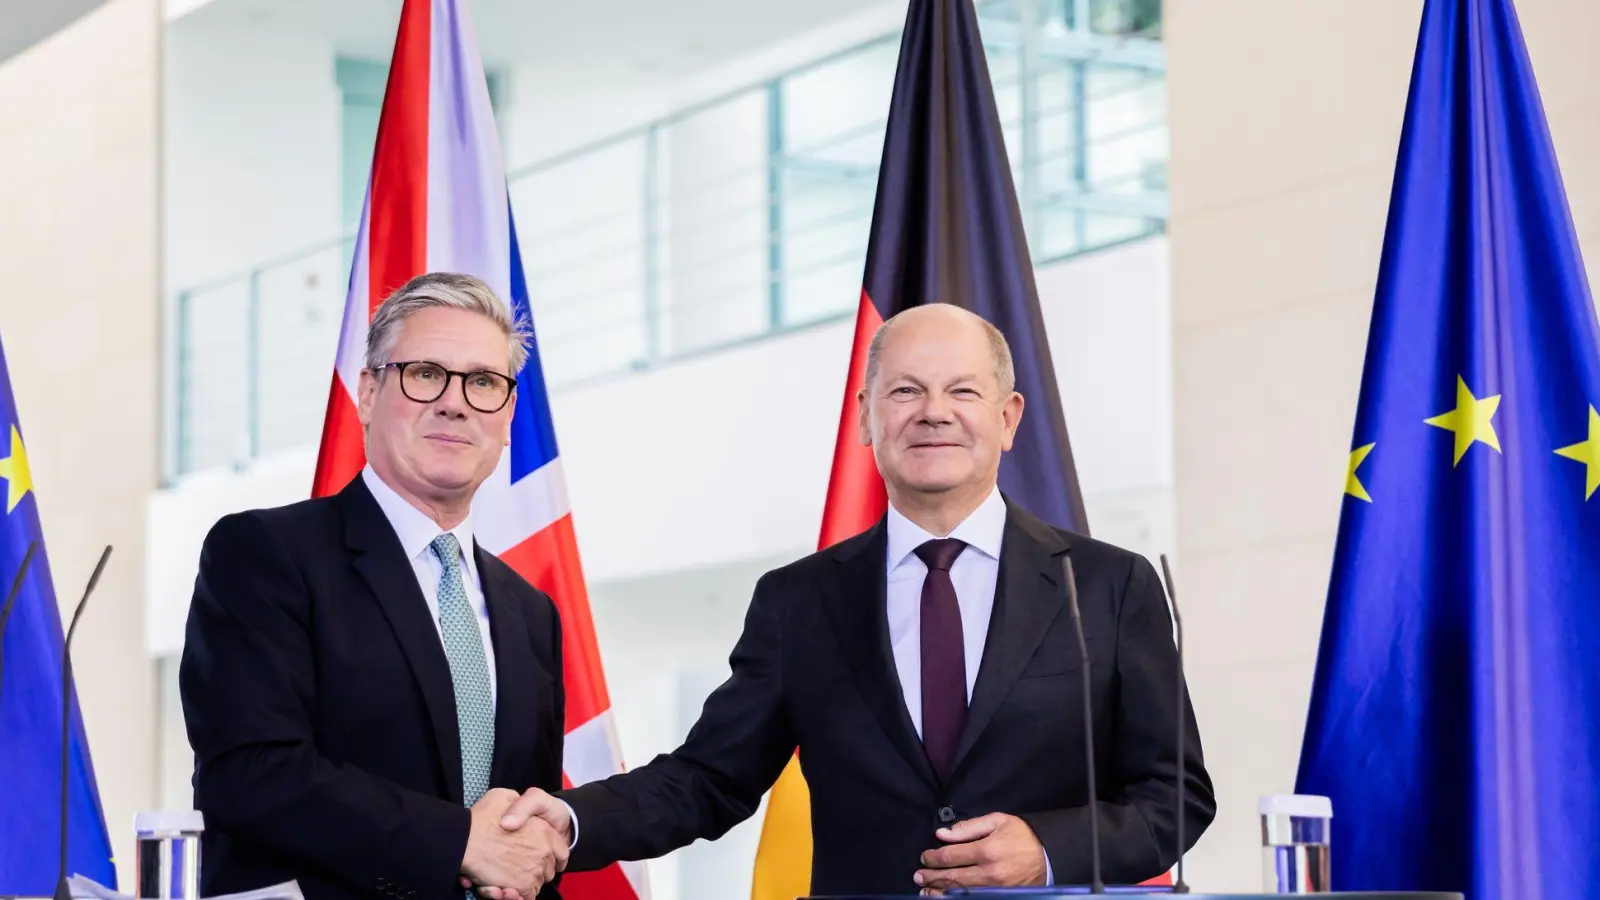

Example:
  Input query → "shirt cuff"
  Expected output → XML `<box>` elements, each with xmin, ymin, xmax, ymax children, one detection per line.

<box><xmin>1042</xmin><ymin>848</ymin><xmax>1053</xmax><ymax>885</ymax></box>
<box><xmin>559</xmin><ymin>799</ymin><xmax>580</xmax><ymax>849</ymax></box>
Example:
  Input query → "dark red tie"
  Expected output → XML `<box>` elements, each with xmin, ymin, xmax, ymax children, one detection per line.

<box><xmin>916</xmin><ymin>538</ymin><xmax>968</xmax><ymax>780</ymax></box>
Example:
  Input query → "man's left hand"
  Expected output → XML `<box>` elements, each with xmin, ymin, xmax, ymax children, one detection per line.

<box><xmin>915</xmin><ymin>813</ymin><xmax>1046</xmax><ymax>895</ymax></box>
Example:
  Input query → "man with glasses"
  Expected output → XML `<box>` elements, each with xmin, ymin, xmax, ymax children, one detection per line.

<box><xmin>179</xmin><ymin>273</ymin><xmax>571</xmax><ymax>900</ymax></box>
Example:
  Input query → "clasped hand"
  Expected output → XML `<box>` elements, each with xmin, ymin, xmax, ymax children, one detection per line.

<box><xmin>914</xmin><ymin>813</ymin><xmax>1047</xmax><ymax>896</ymax></box>
<box><xmin>459</xmin><ymin>788</ymin><xmax>573</xmax><ymax>900</ymax></box>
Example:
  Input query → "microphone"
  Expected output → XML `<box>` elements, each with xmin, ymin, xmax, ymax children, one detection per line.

<box><xmin>54</xmin><ymin>544</ymin><xmax>112</xmax><ymax>900</ymax></box>
<box><xmin>1159</xmin><ymin>553</ymin><xmax>1189</xmax><ymax>894</ymax></box>
<box><xmin>0</xmin><ymin>539</ymin><xmax>40</xmax><ymax>704</ymax></box>
<box><xmin>1061</xmin><ymin>556</ymin><xmax>1103</xmax><ymax>894</ymax></box>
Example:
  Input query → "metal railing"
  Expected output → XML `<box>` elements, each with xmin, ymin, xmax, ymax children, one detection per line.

<box><xmin>168</xmin><ymin>0</ymin><xmax>1167</xmax><ymax>479</ymax></box>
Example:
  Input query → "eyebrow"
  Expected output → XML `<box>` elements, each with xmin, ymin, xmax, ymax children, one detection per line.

<box><xmin>885</xmin><ymin>374</ymin><xmax>984</xmax><ymax>388</ymax></box>
<box><xmin>411</xmin><ymin>358</ymin><xmax>507</xmax><ymax>374</ymax></box>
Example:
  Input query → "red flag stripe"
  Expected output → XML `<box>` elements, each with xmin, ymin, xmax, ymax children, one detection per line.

<box><xmin>818</xmin><ymin>291</ymin><xmax>888</xmax><ymax>548</ymax></box>
<box><xmin>367</xmin><ymin>0</ymin><xmax>431</xmax><ymax>312</ymax></box>
<box><xmin>498</xmin><ymin>514</ymin><xmax>612</xmax><ymax>730</ymax></box>
<box><xmin>310</xmin><ymin>373</ymin><xmax>366</xmax><ymax>499</ymax></box>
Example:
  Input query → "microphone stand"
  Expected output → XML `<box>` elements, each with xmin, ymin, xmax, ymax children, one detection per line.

<box><xmin>0</xmin><ymin>539</ymin><xmax>39</xmax><ymax>703</ymax></box>
<box><xmin>54</xmin><ymin>545</ymin><xmax>112</xmax><ymax>900</ymax></box>
<box><xmin>1061</xmin><ymin>556</ymin><xmax>1103</xmax><ymax>894</ymax></box>
<box><xmin>1159</xmin><ymin>554</ymin><xmax>1189</xmax><ymax>894</ymax></box>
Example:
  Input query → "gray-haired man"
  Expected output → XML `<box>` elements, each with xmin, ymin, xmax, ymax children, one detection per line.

<box><xmin>180</xmin><ymin>273</ymin><xmax>570</xmax><ymax>900</ymax></box>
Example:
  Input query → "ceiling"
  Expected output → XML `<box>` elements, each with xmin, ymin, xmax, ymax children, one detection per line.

<box><xmin>180</xmin><ymin>0</ymin><xmax>876</xmax><ymax>85</ymax></box>
<box><xmin>0</xmin><ymin>0</ymin><xmax>110</xmax><ymax>67</ymax></box>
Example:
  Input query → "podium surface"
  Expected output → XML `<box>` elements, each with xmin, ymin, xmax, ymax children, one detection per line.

<box><xmin>800</xmin><ymin>883</ymin><xmax>1465</xmax><ymax>890</ymax></box>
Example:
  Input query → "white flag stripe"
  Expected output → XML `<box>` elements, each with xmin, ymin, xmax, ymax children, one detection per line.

<box><xmin>334</xmin><ymin>203</ymin><xmax>373</xmax><ymax>400</ymax></box>
<box><xmin>426</xmin><ymin>0</ymin><xmax>511</xmax><ymax>303</ymax></box>
<box><xmin>471</xmin><ymin>455</ymin><xmax>573</xmax><ymax>555</ymax></box>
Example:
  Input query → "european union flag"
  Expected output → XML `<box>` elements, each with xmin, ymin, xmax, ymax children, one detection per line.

<box><xmin>0</xmin><ymin>333</ymin><xmax>116</xmax><ymax>893</ymax></box>
<box><xmin>1295</xmin><ymin>1</ymin><xmax>1600</xmax><ymax>898</ymax></box>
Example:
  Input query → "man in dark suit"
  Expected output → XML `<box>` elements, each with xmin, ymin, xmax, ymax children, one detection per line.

<box><xmin>497</xmin><ymin>303</ymin><xmax>1215</xmax><ymax>895</ymax></box>
<box><xmin>180</xmin><ymin>273</ymin><xmax>571</xmax><ymax>900</ymax></box>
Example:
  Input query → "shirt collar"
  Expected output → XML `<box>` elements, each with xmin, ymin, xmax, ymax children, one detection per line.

<box><xmin>886</xmin><ymin>485</ymin><xmax>1006</xmax><ymax>572</ymax></box>
<box><xmin>361</xmin><ymin>466</ymin><xmax>480</xmax><ymax>585</ymax></box>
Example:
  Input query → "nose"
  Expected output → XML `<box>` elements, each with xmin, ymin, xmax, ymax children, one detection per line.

<box><xmin>430</xmin><ymin>375</ymin><xmax>470</xmax><ymax>418</ymax></box>
<box><xmin>917</xmin><ymin>389</ymin><xmax>955</xmax><ymax>424</ymax></box>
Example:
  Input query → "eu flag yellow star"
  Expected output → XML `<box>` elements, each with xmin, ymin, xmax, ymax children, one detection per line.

<box><xmin>1555</xmin><ymin>405</ymin><xmax>1600</xmax><ymax>499</ymax></box>
<box><xmin>1346</xmin><ymin>443</ymin><xmax>1375</xmax><ymax>502</ymax></box>
<box><xmin>0</xmin><ymin>424</ymin><xmax>33</xmax><ymax>513</ymax></box>
<box><xmin>1424</xmin><ymin>376</ymin><xmax>1502</xmax><ymax>465</ymax></box>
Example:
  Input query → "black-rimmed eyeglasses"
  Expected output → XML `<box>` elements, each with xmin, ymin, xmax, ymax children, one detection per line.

<box><xmin>374</xmin><ymin>361</ymin><xmax>517</xmax><ymax>413</ymax></box>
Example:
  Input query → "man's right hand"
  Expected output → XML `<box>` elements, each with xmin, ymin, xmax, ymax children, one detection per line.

<box><xmin>497</xmin><ymin>788</ymin><xmax>573</xmax><ymax>845</ymax></box>
<box><xmin>460</xmin><ymin>789</ymin><xmax>569</xmax><ymax>900</ymax></box>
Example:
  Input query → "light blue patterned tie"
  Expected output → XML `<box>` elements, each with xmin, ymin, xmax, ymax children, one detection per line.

<box><xmin>431</xmin><ymin>533</ymin><xmax>495</xmax><ymax>806</ymax></box>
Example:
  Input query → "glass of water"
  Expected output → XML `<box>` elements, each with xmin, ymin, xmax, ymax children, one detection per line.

<box><xmin>1260</xmin><ymin>794</ymin><xmax>1332</xmax><ymax>893</ymax></box>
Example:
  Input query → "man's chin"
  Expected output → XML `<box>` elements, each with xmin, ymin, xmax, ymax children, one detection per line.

<box><xmin>901</xmin><ymin>474</ymin><xmax>969</xmax><ymax>495</ymax></box>
<box><xmin>415</xmin><ymin>465</ymin><xmax>479</xmax><ymax>495</ymax></box>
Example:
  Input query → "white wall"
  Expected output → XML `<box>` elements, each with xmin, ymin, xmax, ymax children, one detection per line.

<box><xmin>502</xmin><ymin>0</ymin><xmax>915</xmax><ymax>368</ymax></box>
<box><xmin>163</xmin><ymin>15</ymin><xmax>342</xmax><ymax>292</ymax></box>
<box><xmin>1166</xmin><ymin>0</ymin><xmax>1600</xmax><ymax>891</ymax></box>
<box><xmin>163</xmin><ymin>12</ymin><xmax>347</xmax><ymax>473</ymax></box>
<box><xmin>499</xmin><ymin>1</ymin><xmax>907</xmax><ymax>165</ymax></box>
<box><xmin>0</xmin><ymin>0</ymin><xmax>162</xmax><ymax>888</ymax></box>
<box><xmin>661</xmin><ymin>90</ymin><xmax>772</xmax><ymax>354</ymax></box>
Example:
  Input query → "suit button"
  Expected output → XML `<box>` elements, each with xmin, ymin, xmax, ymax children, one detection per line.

<box><xmin>938</xmin><ymin>805</ymin><xmax>956</xmax><ymax>824</ymax></box>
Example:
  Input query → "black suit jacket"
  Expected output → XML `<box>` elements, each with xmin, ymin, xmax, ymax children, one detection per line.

<box><xmin>560</xmin><ymin>498</ymin><xmax>1213</xmax><ymax>894</ymax></box>
<box><xmin>179</xmin><ymin>476</ymin><xmax>567</xmax><ymax>900</ymax></box>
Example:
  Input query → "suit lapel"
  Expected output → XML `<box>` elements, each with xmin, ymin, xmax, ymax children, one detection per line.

<box><xmin>822</xmin><ymin>521</ymin><xmax>939</xmax><ymax>791</ymax></box>
<box><xmin>338</xmin><ymin>477</ymin><xmax>465</xmax><ymax>804</ymax></box>
<box><xmin>479</xmin><ymin>549</ymin><xmax>538</xmax><ymax>789</ymax></box>
<box><xmin>947</xmin><ymin>501</ymin><xmax>1072</xmax><ymax>780</ymax></box>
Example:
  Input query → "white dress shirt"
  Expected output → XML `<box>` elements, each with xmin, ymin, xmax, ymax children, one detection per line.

<box><xmin>362</xmin><ymin>466</ymin><xmax>498</xmax><ymax>705</ymax></box>
<box><xmin>886</xmin><ymin>486</ymin><xmax>1054</xmax><ymax>884</ymax></box>
<box><xmin>885</xmin><ymin>485</ymin><xmax>1006</xmax><ymax>738</ymax></box>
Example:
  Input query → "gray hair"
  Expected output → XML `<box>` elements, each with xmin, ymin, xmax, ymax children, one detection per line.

<box><xmin>365</xmin><ymin>272</ymin><xmax>533</xmax><ymax>375</ymax></box>
<box><xmin>864</xmin><ymin>304</ymin><xmax>1016</xmax><ymax>395</ymax></box>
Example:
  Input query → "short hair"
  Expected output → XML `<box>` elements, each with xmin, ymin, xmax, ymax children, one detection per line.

<box><xmin>365</xmin><ymin>272</ymin><xmax>532</xmax><ymax>376</ymax></box>
<box><xmin>864</xmin><ymin>304</ymin><xmax>1016</xmax><ymax>395</ymax></box>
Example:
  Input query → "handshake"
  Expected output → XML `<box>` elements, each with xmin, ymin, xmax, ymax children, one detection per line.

<box><xmin>454</xmin><ymin>785</ymin><xmax>1049</xmax><ymax>898</ymax></box>
<box><xmin>458</xmin><ymin>787</ymin><xmax>572</xmax><ymax>900</ymax></box>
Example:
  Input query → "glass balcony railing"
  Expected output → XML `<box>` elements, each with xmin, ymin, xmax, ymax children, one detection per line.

<box><xmin>167</xmin><ymin>0</ymin><xmax>1167</xmax><ymax>480</ymax></box>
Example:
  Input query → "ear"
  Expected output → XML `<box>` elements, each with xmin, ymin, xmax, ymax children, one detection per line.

<box><xmin>357</xmin><ymin>368</ymin><xmax>378</xmax><ymax>427</ymax></box>
<box><xmin>856</xmin><ymin>386</ymin><xmax>873</xmax><ymax>447</ymax></box>
<box><xmin>999</xmin><ymin>391</ymin><xmax>1024</xmax><ymax>452</ymax></box>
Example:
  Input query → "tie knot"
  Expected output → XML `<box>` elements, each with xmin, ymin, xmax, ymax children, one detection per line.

<box><xmin>915</xmin><ymin>538</ymin><xmax>967</xmax><ymax>572</ymax></box>
<box><xmin>430</xmin><ymin>532</ymin><xmax>462</xmax><ymax>564</ymax></box>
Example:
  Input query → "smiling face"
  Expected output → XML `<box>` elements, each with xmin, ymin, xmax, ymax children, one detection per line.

<box><xmin>857</xmin><ymin>305</ymin><xmax>1023</xmax><ymax>518</ymax></box>
<box><xmin>357</xmin><ymin>305</ymin><xmax>515</xmax><ymax>522</ymax></box>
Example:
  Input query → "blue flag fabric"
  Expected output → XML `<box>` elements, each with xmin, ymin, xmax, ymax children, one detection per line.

<box><xmin>0</xmin><ymin>334</ymin><xmax>116</xmax><ymax>892</ymax></box>
<box><xmin>1295</xmin><ymin>1</ymin><xmax>1600</xmax><ymax>898</ymax></box>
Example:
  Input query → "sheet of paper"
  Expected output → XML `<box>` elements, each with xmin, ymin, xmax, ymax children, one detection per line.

<box><xmin>65</xmin><ymin>875</ymin><xmax>304</xmax><ymax>900</ymax></box>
